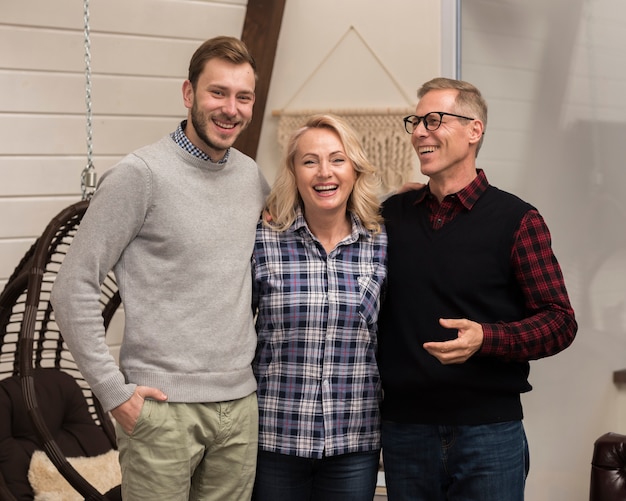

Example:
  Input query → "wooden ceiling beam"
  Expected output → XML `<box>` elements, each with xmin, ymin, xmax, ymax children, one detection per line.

<box><xmin>235</xmin><ymin>0</ymin><xmax>287</xmax><ymax>159</ymax></box>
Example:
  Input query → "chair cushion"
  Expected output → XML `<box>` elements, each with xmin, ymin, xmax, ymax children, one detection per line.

<box><xmin>28</xmin><ymin>449</ymin><xmax>121</xmax><ymax>501</ymax></box>
<box><xmin>0</xmin><ymin>369</ymin><xmax>113</xmax><ymax>500</ymax></box>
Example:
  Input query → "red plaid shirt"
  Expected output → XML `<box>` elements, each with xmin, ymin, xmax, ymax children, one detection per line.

<box><xmin>416</xmin><ymin>169</ymin><xmax>576</xmax><ymax>360</ymax></box>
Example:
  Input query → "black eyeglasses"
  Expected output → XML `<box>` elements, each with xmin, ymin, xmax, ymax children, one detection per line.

<box><xmin>403</xmin><ymin>112</ymin><xmax>475</xmax><ymax>134</ymax></box>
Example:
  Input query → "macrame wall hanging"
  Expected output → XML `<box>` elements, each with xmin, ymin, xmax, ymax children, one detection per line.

<box><xmin>273</xmin><ymin>26</ymin><xmax>416</xmax><ymax>193</ymax></box>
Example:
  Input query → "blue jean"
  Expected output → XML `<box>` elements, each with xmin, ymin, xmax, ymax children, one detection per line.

<box><xmin>381</xmin><ymin>420</ymin><xmax>529</xmax><ymax>501</ymax></box>
<box><xmin>252</xmin><ymin>449</ymin><xmax>380</xmax><ymax>501</ymax></box>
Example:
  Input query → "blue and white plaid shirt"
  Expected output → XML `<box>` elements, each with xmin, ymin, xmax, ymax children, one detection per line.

<box><xmin>252</xmin><ymin>209</ymin><xmax>387</xmax><ymax>458</ymax></box>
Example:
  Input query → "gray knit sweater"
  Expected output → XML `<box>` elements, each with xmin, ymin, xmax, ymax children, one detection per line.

<box><xmin>51</xmin><ymin>135</ymin><xmax>270</xmax><ymax>412</ymax></box>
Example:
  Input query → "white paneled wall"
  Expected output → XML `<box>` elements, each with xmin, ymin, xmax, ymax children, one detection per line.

<box><xmin>0</xmin><ymin>0</ymin><xmax>247</xmax><ymax>290</ymax></box>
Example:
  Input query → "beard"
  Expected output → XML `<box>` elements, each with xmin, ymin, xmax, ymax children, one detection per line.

<box><xmin>190</xmin><ymin>102</ymin><xmax>229</xmax><ymax>154</ymax></box>
<box><xmin>189</xmin><ymin>100</ymin><xmax>249</xmax><ymax>156</ymax></box>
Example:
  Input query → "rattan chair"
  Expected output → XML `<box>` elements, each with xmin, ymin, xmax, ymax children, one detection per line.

<box><xmin>0</xmin><ymin>200</ymin><xmax>122</xmax><ymax>500</ymax></box>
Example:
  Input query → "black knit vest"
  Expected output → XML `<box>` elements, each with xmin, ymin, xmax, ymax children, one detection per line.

<box><xmin>379</xmin><ymin>186</ymin><xmax>534</xmax><ymax>424</ymax></box>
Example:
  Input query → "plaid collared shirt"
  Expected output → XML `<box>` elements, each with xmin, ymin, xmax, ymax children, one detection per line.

<box><xmin>170</xmin><ymin>120</ymin><xmax>229</xmax><ymax>163</ymax></box>
<box><xmin>252</xmin><ymin>210</ymin><xmax>387</xmax><ymax>458</ymax></box>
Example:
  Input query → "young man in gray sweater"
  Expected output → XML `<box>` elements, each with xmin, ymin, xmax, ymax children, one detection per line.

<box><xmin>51</xmin><ymin>36</ymin><xmax>270</xmax><ymax>501</ymax></box>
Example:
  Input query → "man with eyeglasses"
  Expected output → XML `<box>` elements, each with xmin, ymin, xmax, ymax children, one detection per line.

<box><xmin>377</xmin><ymin>77</ymin><xmax>577</xmax><ymax>500</ymax></box>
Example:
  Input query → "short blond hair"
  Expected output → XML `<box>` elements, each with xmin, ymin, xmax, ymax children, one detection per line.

<box><xmin>418</xmin><ymin>77</ymin><xmax>488</xmax><ymax>155</ymax></box>
<box><xmin>265</xmin><ymin>114</ymin><xmax>383</xmax><ymax>233</ymax></box>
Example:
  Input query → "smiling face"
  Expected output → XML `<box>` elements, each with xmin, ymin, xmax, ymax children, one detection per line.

<box><xmin>412</xmin><ymin>88</ymin><xmax>482</xmax><ymax>183</ymax></box>
<box><xmin>182</xmin><ymin>57</ymin><xmax>255</xmax><ymax>161</ymax></box>
<box><xmin>293</xmin><ymin>127</ymin><xmax>357</xmax><ymax>221</ymax></box>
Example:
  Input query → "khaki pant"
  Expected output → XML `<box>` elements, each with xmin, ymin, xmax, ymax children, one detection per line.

<box><xmin>115</xmin><ymin>393</ymin><xmax>258</xmax><ymax>501</ymax></box>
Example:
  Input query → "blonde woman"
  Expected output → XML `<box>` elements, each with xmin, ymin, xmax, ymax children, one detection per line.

<box><xmin>252</xmin><ymin>114</ymin><xmax>387</xmax><ymax>500</ymax></box>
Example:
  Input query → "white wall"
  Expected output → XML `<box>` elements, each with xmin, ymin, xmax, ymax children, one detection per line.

<box><xmin>462</xmin><ymin>0</ymin><xmax>626</xmax><ymax>499</ymax></box>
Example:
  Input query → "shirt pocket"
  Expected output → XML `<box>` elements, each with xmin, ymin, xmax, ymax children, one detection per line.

<box><xmin>357</xmin><ymin>263</ymin><xmax>385</xmax><ymax>326</ymax></box>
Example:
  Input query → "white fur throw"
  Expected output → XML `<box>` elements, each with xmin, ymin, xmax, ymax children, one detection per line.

<box><xmin>28</xmin><ymin>449</ymin><xmax>121</xmax><ymax>501</ymax></box>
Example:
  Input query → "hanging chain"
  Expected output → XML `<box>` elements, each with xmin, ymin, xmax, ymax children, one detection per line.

<box><xmin>81</xmin><ymin>0</ymin><xmax>97</xmax><ymax>200</ymax></box>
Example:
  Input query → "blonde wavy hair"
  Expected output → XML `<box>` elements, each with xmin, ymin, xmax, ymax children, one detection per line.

<box><xmin>265</xmin><ymin>114</ymin><xmax>383</xmax><ymax>233</ymax></box>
